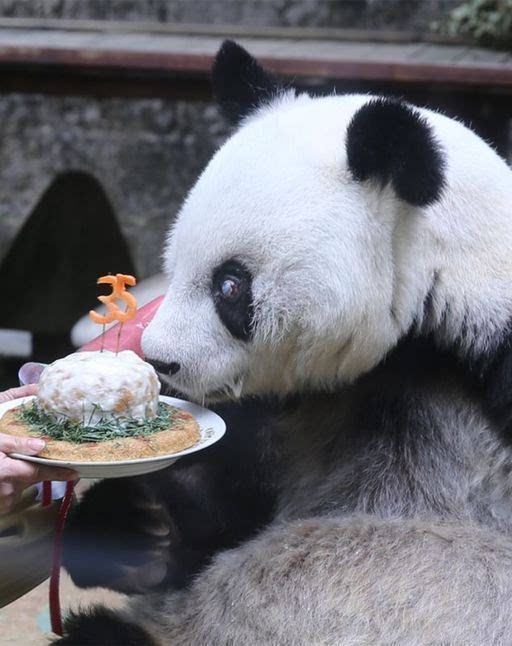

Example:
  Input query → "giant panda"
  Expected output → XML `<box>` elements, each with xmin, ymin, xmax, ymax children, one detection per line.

<box><xmin>54</xmin><ymin>41</ymin><xmax>512</xmax><ymax>645</ymax></box>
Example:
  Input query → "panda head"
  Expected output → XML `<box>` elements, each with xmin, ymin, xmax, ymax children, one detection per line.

<box><xmin>142</xmin><ymin>40</ymin><xmax>512</xmax><ymax>402</ymax></box>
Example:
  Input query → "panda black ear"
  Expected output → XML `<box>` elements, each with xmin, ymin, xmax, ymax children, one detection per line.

<box><xmin>346</xmin><ymin>98</ymin><xmax>445</xmax><ymax>207</ymax></box>
<box><xmin>212</xmin><ymin>40</ymin><xmax>281</xmax><ymax>125</ymax></box>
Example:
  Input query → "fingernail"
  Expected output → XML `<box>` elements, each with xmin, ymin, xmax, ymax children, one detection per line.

<box><xmin>28</xmin><ymin>438</ymin><xmax>46</xmax><ymax>451</ymax></box>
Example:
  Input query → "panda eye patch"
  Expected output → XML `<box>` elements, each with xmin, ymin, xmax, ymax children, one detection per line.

<box><xmin>212</xmin><ymin>261</ymin><xmax>253</xmax><ymax>341</ymax></box>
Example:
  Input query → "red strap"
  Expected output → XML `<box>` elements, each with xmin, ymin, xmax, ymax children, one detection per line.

<box><xmin>49</xmin><ymin>480</ymin><xmax>77</xmax><ymax>636</ymax></box>
<box><xmin>41</xmin><ymin>480</ymin><xmax>52</xmax><ymax>507</ymax></box>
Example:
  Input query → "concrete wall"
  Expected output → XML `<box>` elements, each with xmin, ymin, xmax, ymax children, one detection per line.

<box><xmin>0</xmin><ymin>0</ymin><xmax>494</xmax><ymax>349</ymax></box>
<box><xmin>0</xmin><ymin>1</ymin><xmax>459</xmax><ymax>32</ymax></box>
<box><xmin>0</xmin><ymin>94</ymin><xmax>228</xmax><ymax>279</ymax></box>
<box><xmin>0</xmin><ymin>0</ymin><xmax>462</xmax><ymax>279</ymax></box>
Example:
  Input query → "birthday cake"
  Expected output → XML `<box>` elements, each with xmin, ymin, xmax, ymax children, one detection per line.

<box><xmin>37</xmin><ymin>350</ymin><xmax>160</xmax><ymax>425</ymax></box>
<box><xmin>0</xmin><ymin>350</ymin><xmax>200</xmax><ymax>462</ymax></box>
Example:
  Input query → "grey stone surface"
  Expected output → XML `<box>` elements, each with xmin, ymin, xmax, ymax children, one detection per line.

<box><xmin>0</xmin><ymin>93</ymin><xmax>229</xmax><ymax>278</ymax></box>
<box><xmin>0</xmin><ymin>0</ymin><xmax>459</xmax><ymax>32</ymax></box>
<box><xmin>0</xmin><ymin>0</ymin><xmax>462</xmax><ymax>278</ymax></box>
<box><xmin>0</xmin><ymin>0</ymin><xmax>503</xmax><ymax>320</ymax></box>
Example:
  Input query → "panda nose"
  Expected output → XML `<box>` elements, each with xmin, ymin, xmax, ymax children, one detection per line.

<box><xmin>147</xmin><ymin>359</ymin><xmax>181</xmax><ymax>376</ymax></box>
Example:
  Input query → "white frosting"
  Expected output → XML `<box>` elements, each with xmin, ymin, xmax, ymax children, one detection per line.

<box><xmin>37</xmin><ymin>351</ymin><xmax>160</xmax><ymax>426</ymax></box>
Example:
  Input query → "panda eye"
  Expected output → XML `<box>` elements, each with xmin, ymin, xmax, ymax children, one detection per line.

<box><xmin>212</xmin><ymin>261</ymin><xmax>254</xmax><ymax>341</ymax></box>
<box><xmin>220</xmin><ymin>276</ymin><xmax>241</xmax><ymax>301</ymax></box>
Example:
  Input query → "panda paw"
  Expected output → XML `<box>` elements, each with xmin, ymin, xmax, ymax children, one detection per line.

<box><xmin>63</xmin><ymin>477</ymin><xmax>174</xmax><ymax>594</ymax></box>
<box><xmin>51</xmin><ymin>607</ymin><xmax>154</xmax><ymax>645</ymax></box>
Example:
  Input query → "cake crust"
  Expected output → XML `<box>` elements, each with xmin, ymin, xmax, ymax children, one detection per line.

<box><xmin>0</xmin><ymin>404</ymin><xmax>200</xmax><ymax>462</ymax></box>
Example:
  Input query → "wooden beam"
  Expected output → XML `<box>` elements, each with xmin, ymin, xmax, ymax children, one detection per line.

<box><xmin>0</xmin><ymin>27</ymin><xmax>507</xmax><ymax>95</ymax></box>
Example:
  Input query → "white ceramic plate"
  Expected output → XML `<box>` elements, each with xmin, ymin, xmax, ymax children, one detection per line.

<box><xmin>2</xmin><ymin>395</ymin><xmax>225</xmax><ymax>478</ymax></box>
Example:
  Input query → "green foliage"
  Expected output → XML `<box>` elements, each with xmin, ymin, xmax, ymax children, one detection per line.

<box><xmin>17</xmin><ymin>401</ymin><xmax>177</xmax><ymax>444</ymax></box>
<box><xmin>445</xmin><ymin>0</ymin><xmax>512</xmax><ymax>48</ymax></box>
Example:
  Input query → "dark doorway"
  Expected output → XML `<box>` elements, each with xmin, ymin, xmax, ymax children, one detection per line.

<box><xmin>0</xmin><ymin>171</ymin><xmax>135</xmax><ymax>368</ymax></box>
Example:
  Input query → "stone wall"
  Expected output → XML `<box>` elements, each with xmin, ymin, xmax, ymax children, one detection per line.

<box><xmin>0</xmin><ymin>0</ymin><xmax>463</xmax><ymax>279</ymax></box>
<box><xmin>0</xmin><ymin>0</ymin><xmax>459</xmax><ymax>32</ymax></box>
<box><xmin>0</xmin><ymin>0</ymin><xmax>498</xmax><ymax>339</ymax></box>
<box><xmin>0</xmin><ymin>93</ymin><xmax>228</xmax><ymax>278</ymax></box>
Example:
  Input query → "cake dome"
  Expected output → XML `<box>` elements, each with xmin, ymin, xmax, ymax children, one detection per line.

<box><xmin>37</xmin><ymin>350</ymin><xmax>160</xmax><ymax>426</ymax></box>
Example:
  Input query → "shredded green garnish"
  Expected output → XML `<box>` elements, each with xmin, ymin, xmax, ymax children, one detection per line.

<box><xmin>16</xmin><ymin>401</ymin><xmax>176</xmax><ymax>444</ymax></box>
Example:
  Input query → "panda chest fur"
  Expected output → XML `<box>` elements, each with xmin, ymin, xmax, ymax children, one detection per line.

<box><xmin>272</xmin><ymin>339</ymin><xmax>512</xmax><ymax>534</ymax></box>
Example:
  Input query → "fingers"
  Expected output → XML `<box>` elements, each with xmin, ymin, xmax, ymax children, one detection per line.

<box><xmin>0</xmin><ymin>432</ymin><xmax>46</xmax><ymax>456</ymax></box>
<box><xmin>0</xmin><ymin>480</ymin><xmax>21</xmax><ymax>514</ymax></box>
<box><xmin>0</xmin><ymin>455</ymin><xmax>75</xmax><ymax>484</ymax></box>
<box><xmin>0</xmin><ymin>452</ymin><xmax>77</xmax><ymax>513</ymax></box>
<box><xmin>0</xmin><ymin>436</ymin><xmax>76</xmax><ymax>479</ymax></box>
<box><xmin>0</xmin><ymin>384</ymin><xmax>38</xmax><ymax>404</ymax></box>
<box><xmin>0</xmin><ymin>364</ymin><xmax>42</xmax><ymax>404</ymax></box>
<box><xmin>28</xmin><ymin>464</ymin><xmax>78</xmax><ymax>483</ymax></box>
<box><xmin>0</xmin><ymin>370</ymin><xmax>78</xmax><ymax>515</ymax></box>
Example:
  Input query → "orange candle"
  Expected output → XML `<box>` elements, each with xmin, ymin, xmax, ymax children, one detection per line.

<box><xmin>89</xmin><ymin>274</ymin><xmax>138</xmax><ymax>325</ymax></box>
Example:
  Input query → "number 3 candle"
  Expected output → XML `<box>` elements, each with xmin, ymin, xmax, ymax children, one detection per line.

<box><xmin>89</xmin><ymin>273</ymin><xmax>138</xmax><ymax>353</ymax></box>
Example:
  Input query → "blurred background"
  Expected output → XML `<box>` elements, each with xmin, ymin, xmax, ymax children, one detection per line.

<box><xmin>0</xmin><ymin>0</ymin><xmax>511</xmax><ymax>389</ymax></box>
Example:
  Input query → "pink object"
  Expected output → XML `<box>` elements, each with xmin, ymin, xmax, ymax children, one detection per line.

<box><xmin>80</xmin><ymin>295</ymin><xmax>164</xmax><ymax>357</ymax></box>
<box><xmin>41</xmin><ymin>481</ymin><xmax>52</xmax><ymax>507</ymax></box>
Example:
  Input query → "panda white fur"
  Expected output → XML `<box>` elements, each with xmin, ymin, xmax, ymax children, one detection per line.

<box><xmin>54</xmin><ymin>42</ymin><xmax>512</xmax><ymax>645</ymax></box>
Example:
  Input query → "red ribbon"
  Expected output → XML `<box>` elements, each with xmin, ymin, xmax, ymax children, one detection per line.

<box><xmin>41</xmin><ymin>480</ymin><xmax>52</xmax><ymax>508</ymax></box>
<box><xmin>42</xmin><ymin>479</ymin><xmax>77</xmax><ymax>636</ymax></box>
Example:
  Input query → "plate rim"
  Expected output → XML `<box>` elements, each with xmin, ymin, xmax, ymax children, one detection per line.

<box><xmin>2</xmin><ymin>394</ymin><xmax>225</xmax><ymax>467</ymax></box>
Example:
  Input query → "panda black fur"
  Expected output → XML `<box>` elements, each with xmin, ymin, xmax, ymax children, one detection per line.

<box><xmin>54</xmin><ymin>41</ymin><xmax>512</xmax><ymax>645</ymax></box>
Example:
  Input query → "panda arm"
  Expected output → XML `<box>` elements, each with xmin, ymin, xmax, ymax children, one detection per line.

<box><xmin>62</xmin><ymin>399</ymin><xmax>277</xmax><ymax>593</ymax></box>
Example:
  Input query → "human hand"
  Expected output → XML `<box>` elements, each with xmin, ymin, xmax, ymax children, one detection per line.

<box><xmin>0</xmin><ymin>360</ymin><xmax>47</xmax><ymax>402</ymax></box>
<box><xmin>0</xmin><ymin>381</ymin><xmax>76</xmax><ymax>513</ymax></box>
<box><xmin>0</xmin><ymin>383</ymin><xmax>38</xmax><ymax>403</ymax></box>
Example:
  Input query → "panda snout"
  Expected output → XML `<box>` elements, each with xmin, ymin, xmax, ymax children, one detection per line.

<box><xmin>168</xmin><ymin>362</ymin><xmax>181</xmax><ymax>375</ymax></box>
<box><xmin>146</xmin><ymin>358</ymin><xmax>181</xmax><ymax>376</ymax></box>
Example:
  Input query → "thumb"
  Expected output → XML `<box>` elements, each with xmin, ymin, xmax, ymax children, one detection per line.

<box><xmin>0</xmin><ymin>384</ymin><xmax>37</xmax><ymax>403</ymax></box>
<box><xmin>0</xmin><ymin>432</ymin><xmax>46</xmax><ymax>456</ymax></box>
